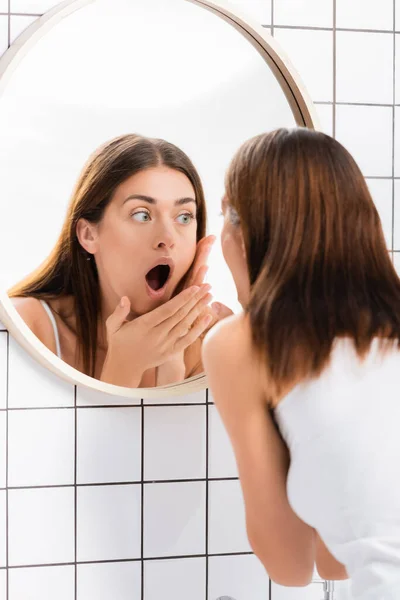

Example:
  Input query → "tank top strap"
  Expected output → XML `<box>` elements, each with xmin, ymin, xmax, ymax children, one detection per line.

<box><xmin>39</xmin><ymin>300</ymin><xmax>62</xmax><ymax>359</ymax></box>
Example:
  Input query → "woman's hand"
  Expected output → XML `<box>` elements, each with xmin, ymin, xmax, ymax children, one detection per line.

<box><xmin>100</xmin><ymin>284</ymin><xmax>213</xmax><ymax>387</ymax></box>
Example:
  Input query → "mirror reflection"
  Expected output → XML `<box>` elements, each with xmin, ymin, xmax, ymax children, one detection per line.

<box><xmin>0</xmin><ymin>0</ymin><xmax>297</xmax><ymax>387</ymax></box>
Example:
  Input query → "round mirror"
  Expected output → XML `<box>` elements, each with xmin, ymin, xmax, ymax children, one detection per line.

<box><xmin>0</xmin><ymin>0</ymin><xmax>317</xmax><ymax>397</ymax></box>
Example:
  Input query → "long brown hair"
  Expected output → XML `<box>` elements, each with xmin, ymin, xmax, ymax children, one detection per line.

<box><xmin>9</xmin><ymin>134</ymin><xmax>207</xmax><ymax>376</ymax></box>
<box><xmin>225</xmin><ymin>127</ymin><xmax>400</xmax><ymax>392</ymax></box>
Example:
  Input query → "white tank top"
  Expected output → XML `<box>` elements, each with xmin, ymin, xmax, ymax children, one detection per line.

<box><xmin>274</xmin><ymin>338</ymin><xmax>400</xmax><ymax>599</ymax></box>
<box><xmin>39</xmin><ymin>300</ymin><xmax>62</xmax><ymax>359</ymax></box>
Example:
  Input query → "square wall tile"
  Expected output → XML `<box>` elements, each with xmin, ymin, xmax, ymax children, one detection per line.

<box><xmin>76</xmin><ymin>386</ymin><xmax>140</xmax><ymax>407</ymax></box>
<box><xmin>144</xmin><ymin>481</ymin><xmax>205</xmax><ymax>558</ymax></box>
<box><xmin>0</xmin><ymin>491</ymin><xmax>5</xmax><ymax>567</ymax></box>
<box><xmin>10</xmin><ymin>14</ymin><xmax>36</xmax><ymax>44</ymax></box>
<box><xmin>337</xmin><ymin>0</ymin><xmax>393</xmax><ymax>30</ymax></box>
<box><xmin>366</xmin><ymin>179</ymin><xmax>393</xmax><ymax>249</ymax></box>
<box><xmin>208</xmin><ymin>480</ymin><xmax>251</xmax><ymax>554</ymax></box>
<box><xmin>337</xmin><ymin>32</ymin><xmax>393</xmax><ymax>104</ymax></box>
<box><xmin>0</xmin><ymin>412</ymin><xmax>5</xmax><ymax>488</ymax></box>
<box><xmin>77</xmin><ymin>407</ymin><xmax>141</xmax><ymax>484</ymax></box>
<box><xmin>274</xmin><ymin>0</ymin><xmax>333</xmax><ymax>28</ymax></box>
<box><xmin>0</xmin><ymin>15</ymin><xmax>7</xmax><ymax>57</ymax></box>
<box><xmin>0</xmin><ymin>333</ymin><xmax>7</xmax><ymax>409</ymax></box>
<box><xmin>397</xmin><ymin>2</ymin><xmax>400</xmax><ymax>32</ymax></box>
<box><xmin>11</xmin><ymin>0</ymin><xmax>61</xmax><ymax>12</ymax></box>
<box><xmin>394</xmin><ymin>252</ymin><xmax>400</xmax><ymax>275</ymax></box>
<box><xmin>0</xmin><ymin>570</ymin><xmax>5</xmax><ymax>600</ymax></box>
<box><xmin>208</xmin><ymin>405</ymin><xmax>238</xmax><ymax>478</ymax></box>
<box><xmin>77</xmin><ymin>484</ymin><xmax>141</xmax><ymax>562</ymax></box>
<box><xmin>0</xmin><ymin>1</ymin><xmax>8</xmax><ymax>13</ymax></box>
<box><xmin>8</xmin><ymin>487</ymin><xmax>74</xmax><ymax>566</ymax></box>
<box><xmin>9</xmin><ymin>565</ymin><xmax>75</xmax><ymax>600</ymax></box>
<box><xmin>8</xmin><ymin>408</ymin><xmax>74</xmax><ymax>487</ymax></box>
<box><xmin>395</xmin><ymin>34</ymin><xmax>400</xmax><ymax>103</ymax></box>
<box><xmin>314</xmin><ymin>103</ymin><xmax>333</xmax><ymax>136</ymax></box>
<box><xmin>143</xmin><ymin>388</ymin><xmax>206</xmax><ymax>405</ymax></box>
<box><xmin>394</xmin><ymin>180</ymin><xmax>400</xmax><ymax>249</ymax></box>
<box><xmin>224</xmin><ymin>0</ymin><xmax>271</xmax><ymax>24</ymax></box>
<box><xmin>395</xmin><ymin>106</ymin><xmax>400</xmax><ymax>176</ymax></box>
<box><xmin>8</xmin><ymin>338</ymin><xmax>74</xmax><ymax>408</ymax></box>
<box><xmin>271</xmin><ymin>581</ymin><xmax>324</xmax><ymax>599</ymax></box>
<box><xmin>144</xmin><ymin>405</ymin><xmax>206</xmax><ymax>481</ymax></box>
<box><xmin>209</xmin><ymin>555</ymin><xmax>270</xmax><ymax>600</ymax></box>
<box><xmin>273</xmin><ymin>28</ymin><xmax>333</xmax><ymax>102</ymax></box>
<box><xmin>144</xmin><ymin>557</ymin><xmax>206</xmax><ymax>600</ymax></box>
<box><xmin>77</xmin><ymin>561</ymin><xmax>141</xmax><ymax>600</ymax></box>
<box><xmin>336</xmin><ymin>105</ymin><xmax>393</xmax><ymax>177</ymax></box>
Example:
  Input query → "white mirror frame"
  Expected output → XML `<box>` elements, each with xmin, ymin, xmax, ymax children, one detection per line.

<box><xmin>0</xmin><ymin>0</ymin><xmax>319</xmax><ymax>399</ymax></box>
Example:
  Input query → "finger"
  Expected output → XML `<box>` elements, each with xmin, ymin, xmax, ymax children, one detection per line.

<box><xmin>173</xmin><ymin>312</ymin><xmax>214</xmax><ymax>353</ymax></box>
<box><xmin>168</xmin><ymin>292</ymin><xmax>213</xmax><ymax>339</ymax></box>
<box><xmin>211</xmin><ymin>302</ymin><xmax>234</xmax><ymax>320</ymax></box>
<box><xmin>185</xmin><ymin>236</ymin><xmax>215</xmax><ymax>288</ymax></box>
<box><xmin>105</xmin><ymin>296</ymin><xmax>131</xmax><ymax>335</ymax></box>
<box><xmin>192</xmin><ymin>264</ymin><xmax>208</xmax><ymax>288</ymax></box>
<box><xmin>146</xmin><ymin>284</ymin><xmax>209</xmax><ymax>326</ymax></box>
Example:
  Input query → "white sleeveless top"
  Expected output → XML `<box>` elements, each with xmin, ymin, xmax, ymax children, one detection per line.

<box><xmin>274</xmin><ymin>338</ymin><xmax>400</xmax><ymax>599</ymax></box>
<box><xmin>39</xmin><ymin>300</ymin><xmax>62</xmax><ymax>359</ymax></box>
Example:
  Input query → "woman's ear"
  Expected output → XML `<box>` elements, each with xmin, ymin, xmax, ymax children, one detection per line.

<box><xmin>76</xmin><ymin>218</ymin><xmax>98</xmax><ymax>255</ymax></box>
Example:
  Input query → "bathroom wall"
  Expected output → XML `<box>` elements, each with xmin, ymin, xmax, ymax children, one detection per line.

<box><xmin>0</xmin><ymin>0</ymin><xmax>397</xmax><ymax>598</ymax></box>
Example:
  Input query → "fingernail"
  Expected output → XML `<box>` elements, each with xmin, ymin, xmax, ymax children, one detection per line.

<box><xmin>212</xmin><ymin>302</ymin><xmax>221</xmax><ymax>314</ymax></box>
<box><xmin>191</xmin><ymin>286</ymin><xmax>200</xmax><ymax>294</ymax></box>
<box><xmin>120</xmin><ymin>297</ymin><xmax>125</xmax><ymax>308</ymax></box>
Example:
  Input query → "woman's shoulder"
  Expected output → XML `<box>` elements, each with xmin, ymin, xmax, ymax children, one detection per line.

<box><xmin>202</xmin><ymin>312</ymin><xmax>253</xmax><ymax>368</ymax></box>
<box><xmin>11</xmin><ymin>296</ymin><xmax>59</xmax><ymax>353</ymax></box>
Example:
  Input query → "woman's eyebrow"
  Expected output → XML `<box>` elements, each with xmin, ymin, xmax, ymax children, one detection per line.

<box><xmin>123</xmin><ymin>194</ymin><xmax>196</xmax><ymax>206</ymax></box>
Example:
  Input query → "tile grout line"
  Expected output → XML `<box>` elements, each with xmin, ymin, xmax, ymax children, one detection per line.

<box><xmin>332</xmin><ymin>0</ymin><xmax>337</xmax><ymax>138</ymax></box>
<box><xmin>141</xmin><ymin>398</ymin><xmax>144</xmax><ymax>600</ymax></box>
<box><xmin>392</xmin><ymin>0</ymin><xmax>396</xmax><ymax>252</ymax></box>
<box><xmin>74</xmin><ymin>386</ymin><xmax>77</xmax><ymax>600</ymax></box>
<box><xmin>205</xmin><ymin>389</ymin><xmax>209</xmax><ymax>600</ymax></box>
<box><xmin>5</xmin><ymin>332</ymin><xmax>9</xmax><ymax>600</ymax></box>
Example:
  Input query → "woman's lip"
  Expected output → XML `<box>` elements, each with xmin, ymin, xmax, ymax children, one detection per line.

<box><xmin>145</xmin><ymin>279</ymin><xmax>169</xmax><ymax>299</ymax></box>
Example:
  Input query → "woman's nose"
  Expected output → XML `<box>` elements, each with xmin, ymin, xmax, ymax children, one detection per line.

<box><xmin>153</xmin><ymin>226</ymin><xmax>175</xmax><ymax>250</ymax></box>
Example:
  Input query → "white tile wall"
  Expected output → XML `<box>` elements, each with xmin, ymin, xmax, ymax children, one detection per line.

<box><xmin>209</xmin><ymin>554</ymin><xmax>270</xmax><ymax>600</ymax></box>
<box><xmin>274</xmin><ymin>0</ymin><xmax>333</xmax><ymax>28</ymax></box>
<box><xmin>76</xmin><ymin>484</ymin><xmax>141</xmax><ymax>561</ymax></box>
<box><xmin>144</xmin><ymin>405</ymin><xmax>206</xmax><ymax>480</ymax></box>
<box><xmin>337</xmin><ymin>0</ymin><xmax>394</xmax><ymax>31</ymax></box>
<box><xmin>8</xmin><ymin>487</ymin><xmax>74</xmax><ymax>566</ymax></box>
<box><xmin>77</xmin><ymin>561</ymin><xmax>141</xmax><ymax>600</ymax></box>
<box><xmin>0</xmin><ymin>0</ymin><xmax>397</xmax><ymax>598</ymax></box>
<box><xmin>10</xmin><ymin>0</ymin><xmax>60</xmax><ymax>12</ymax></box>
<box><xmin>336</xmin><ymin>32</ymin><xmax>393</xmax><ymax>104</ymax></box>
<box><xmin>8</xmin><ymin>408</ymin><xmax>75</xmax><ymax>486</ymax></box>
<box><xmin>143</xmin><ymin>481</ymin><xmax>206</xmax><ymax>558</ymax></box>
<box><xmin>336</xmin><ymin>105</ymin><xmax>393</xmax><ymax>177</ymax></box>
<box><xmin>0</xmin><ymin>1</ymin><xmax>8</xmax><ymax>13</ymax></box>
<box><xmin>77</xmin><ymin>407</ymin><xmax>141</xmax><ymax>484</ymax></box>
<box><xmin>9</xmin><ymin>565</ymin><xmax>75</xmax><ymax>600</ymax></box>
<box><xmin>144</xmin><ymin>557</ymin><xmax>206</xmax><ymax>600</ymax></box>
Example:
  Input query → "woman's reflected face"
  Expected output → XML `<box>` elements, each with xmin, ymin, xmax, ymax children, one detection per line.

<box><xmin>88</xmin><ymin>166</ymin><xmax>198</xmax><ymax>315</ymax></box>
<box><xmin>220</xmin><ymin>196</ymin><xmax>250</xmax><ymax>307</ymax></box>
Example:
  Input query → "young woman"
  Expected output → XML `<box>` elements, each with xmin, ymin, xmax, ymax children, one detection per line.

<box><xmin>203</xmin><ymin>128</ymin><xmax>400</xmax><ymax>598</ymax></box>
<box><xmin>10</xmin><ymin>133</ymin><xmax>230</xmax><ymax>387</ymax></box>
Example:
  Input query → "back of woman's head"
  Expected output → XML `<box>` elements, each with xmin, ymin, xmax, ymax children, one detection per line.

<box><xmin>9</xmin><ymin>133</ymin><xmax>206</xmax><ymax>376</ymax></box>
<box><xmin>225</xmin><ymin>127</ymin><xmax>400</xmax><ymax>391</ymax></box>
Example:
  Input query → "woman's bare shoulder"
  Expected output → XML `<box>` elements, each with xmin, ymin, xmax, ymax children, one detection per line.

<box><xmin>202</xmin><ymin>313</ymin><xmax>253</xmax><ymax>366</ymax></box>
<box><xmin>11</xmin><ymin>297</ymin><xmax>58</xmax><ymax>353</ymax></box>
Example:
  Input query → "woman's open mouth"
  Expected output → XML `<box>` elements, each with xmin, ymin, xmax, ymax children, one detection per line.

<box><xmin>145</xmin><ymin>263</ymin><xmax>172</xmax><ymax>298</ymax></box>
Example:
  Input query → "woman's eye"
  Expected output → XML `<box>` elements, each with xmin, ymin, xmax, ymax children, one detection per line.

<box><xmin>132</xmin><ymin>210</ymin><xmax>151</xmax><ymax>222</ymax></box>
<box><xmin>177</xmin><ymin>212</ymin><xmax>195</xmax><ymax>225</ymax></box>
